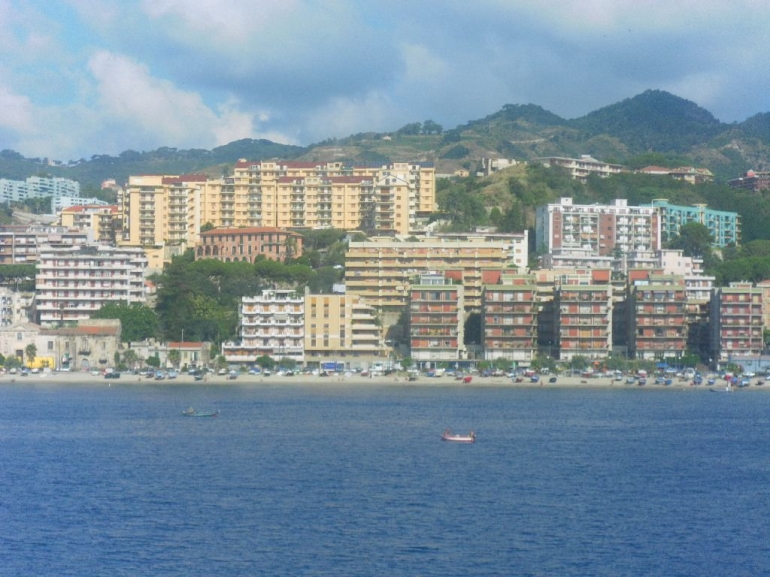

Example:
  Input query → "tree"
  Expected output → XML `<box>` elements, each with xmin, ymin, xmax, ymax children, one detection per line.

<box><xmin>200</xmin><ymin>222</ymin><xmax>215</xmax><ymax>233</ymax></box>
<box><xmin>123</xmin><ymin>349</ymin><xmax>138</xmax><ymax>369</ymax></box>
<box><xmin>25</xmin><ymin>343</ymin><xmax>36</xmax><ymax>367</ymax></box>
<box><xmin>667</xmin><ymin>222</ymin><xmax>713</xmax><ymax>258</ymax></box>
<box><xmin>168</xmin><ymin>349</ymin><xmax>181</xmax><ymax>368</ymax></box>
<box><xmin>422</xmin><ymin>119</ymin><xmax>443</xmax><ymax>134</ymax></box>
<box><xmin>91</xmin><ymin>303</ymin><xmax>160</xmax><ymax>342</ymax></box>
<box><xmin>145</xmin><ymin>353</ymin><xmax>160</xmax><ymax>368</ymax></box>
<box><xmin>256</xmin><ymin>355</ymin><xmax>276</xmax><ymax>371</ymax></box>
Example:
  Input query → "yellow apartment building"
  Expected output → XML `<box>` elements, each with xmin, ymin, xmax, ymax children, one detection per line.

<box><xmin>344</xmin><ymin>237</ymin><xmax>521</xmax><ymax>320</ymax></box>
<box><xmin>121</xmin><ymin>162</ymin><xmax>435</xmax><ymax>260</ymax></box>
<box><xmin>304</xmin><ymin>290</ymin><xmax>385</xmax><ymax>367</ymax></box>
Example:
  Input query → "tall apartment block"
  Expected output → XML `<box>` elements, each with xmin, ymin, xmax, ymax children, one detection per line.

<box><xmin>482</xmin><ymin>274</ymin><xmax>538</xmax><ymax>366</ymax></box>
<box><xmin>710</xmin><ymin>283</ymin><xmax>764</xmax><ymax>367</ymax></box>
<box><xmin>221</xmin><ymin>290</ymin><xmax>304</xmax><ymax>364</ymax></box>
<box><xmin>303</xmin><ymin>290</ymin><xmax>384</xmax><ymax>367</ymax></box>
<box><xmin>555</xmin><ymin>281</ymin><xmax>613</xmax><ymax>361</ymax></box>
<box><xmin>232</xmin><ymin>160</ymin><xmax>435</xmax><ymax>234</ymax></box>
<box><xmin>536</xmin><ymin>198</ymin><xmax>660</xmax><ymax>258</ymax></box>
<box><xmin>409</xmin><ymin>273</ymin><xmax>465</xmax><ymax>367</ymax></box>
<box><xmin>35</xmin><ymin>244</ymin><xmax>148</xmax><ymax>326</ymax></box>
<box><xmin>122</xmin><ymin>162</ymin><xmax>436</xmax><ymax>257</ymax></box>
<box><xmin>651</xmin><ymin>199</ymin><xmax>740</xmax><ymax>247</ymax></box>
<box><xmin>344</xmin><ymin>235</ymin><xmax>525</xmax><ymax>319</ymax></box>
<box><xmin>628</xmin><ymin>273</ymin><xmax>687</xmax><ymax>360</ymax></box>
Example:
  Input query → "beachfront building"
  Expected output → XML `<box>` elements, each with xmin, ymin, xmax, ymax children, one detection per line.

<box><xmin>59</xmin><ymin>205</ymin><xmax>120</xmax><ymax>243</ymax></box>
<box><xmin>555</xmin><ymin>281</ymin><xmax>613</xmax><ymax>361</ymax></box>
<box><xmin>651</xmin><ymin>200</ymin><xmax>740</xmax><ymax>247</ymax></box>
<box><xmin>710</xmin><ymin>283</ymin><xmax>764</xmax><ymax>367</ymax></box>
<box><xmin>34</xmin><ymin>244</ymin><xmax>148</xmax><ymax>327</ymax></box>
<box><xmin>0</xmin><ymin>225</ymin><xmax>90</xmax><ymax>265</ymax></box>
<box><xmin>0</xmin><ymin>319</ymin><xmax>122</xmax><ymax>372</ymax></box>
<box><xmin>303</xmin><ymin>289</ymin><xmax>385</xmax><ymax>369</ymax></box>
<box><xmin>344</xmin><ymin>236</ymin><xmax>522</xmax><ymax>320</ymax></box>
<box><xmin>196</xmin><ymin>227</ymin><xmax>303</xmax><ymax>263</ymax></box>
<box><xmin>482</xmin><ymin>274</ymin><xmax>538</xmax><ymax>366</ymax></box>
<box><xmin>408</xmin><ymin>273</ymin><xmax>465</xmax><ymax>367</ymax></box>
<box><xmin>627</xmin><ymin>273</ymin><xmax>688</xmax><ymax>360</ymax></box>
<box><xmin>535</xmin><ymin>155</ymin><xmax>625</xmax><ymax>182</ymax></box>
<box><xmin>221</xmin><ymin>290</ymin><xmax>305</xmax><ymax>365</ymax></box>
<box><xmin>535</xmin><ymin>198</ymin><xmax>660</xmax><ymax>261</ymax></box>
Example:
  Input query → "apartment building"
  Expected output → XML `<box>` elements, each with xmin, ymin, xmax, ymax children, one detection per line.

<box><xmin>122</xmin><ymin>174</ymin><xmax>212</xmax><ymax>248</ymax></box>
<box><xmin>196</xmin><ymin>227</ymin><xmax>303</xmax><ymax>263</ymax></box>
<box><xmin>0</xmin><ymin>225</ymin><xmax>90</xmax><ymax>265</ymax></box>
<box><xmin>303</xmin><ymin>290</ymin><xmax>384</xmax><ymax>367</ymax></box>
<box><xmin>482</xmin><ymin>274</ymin><xmax>538</xmax><ymax>366</ymax></box>
<box><xmin>409</xmin><ymin>273</ymin><xmax>465</xmax><ymax>367</ymax></box>
<box><xmin>122</xmin><ymin>162</ymin><xmax>435</xmax><ymax>254</ymax></box>
<box><xmin>651</xmin><ymin>199</ymin><xmax>740</xmax><ymax>247</ymax></box>
<box><xmin>555</xmin><ymin>280</ymin><xmax>613</xmax><ymax>361</ymax></box>
<box><xmin>638</xmin><ymin>165</ymin><xmax>714</xmax><ymax>185</ymax></box>
<box><xmin>728</xmin><ymin>170</ymin><xmax>770</xmax><ymax>192</ymax></box>
<box><xmin>628</xmin><ymin>273</ymin><xmax>687</xmax><ymax>360</ymax></box>
<box><xmin>344</xmin><ymin>237</ymin><xmax>520</xmax><ymax>318</ymax></box>
<box><xmin>231</xmin><ymin>160</ymin><xmax>435</xmax><ymax>234</ymax></box>
<box><xmin>221</xmin><ymin>289</ymin><xmax>304</xmax><ymax>364</ymax></box>
<box><xmin>536</xmin><ymin>198</ymin><xmax>660</xmax><ymax>259</ymax></box>
<box><xmin>59</xmin><ymin>205</ymin><xmax>120</xmax><ymax>243</ymax></box>
<box><xmin>0</xmin><ymin>287</ymin><xmax>34</xmax><ymax>327</ymax></box>
<box><xmin>710</xmin><ymin>283</ymin><xmax>764</xmax><ymax>366</ymax></box>
<box><xmin>0</xmin><ymin>176</ymin><xmax>80</xmax><ymax>204</ymax></box>
<box><xmin>35</xmin><ymin>244</ymin><xmax>148</xmax><ymax>326</ymax></box>
<box><xmin>535</xmin><ymin>155</ymin><xmax>625</xmax><ymax>182</ymax></box>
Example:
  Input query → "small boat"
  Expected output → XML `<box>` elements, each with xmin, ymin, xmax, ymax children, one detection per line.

<box><xmin>182</xmin><ymin>408</ymin><xmax>219</xmax><ymax>417</ymax></box>
<box><xmin>441</xmin><ymin>429</ymin><xmax>476</xmax><ymax>443</ymax></box>
<box><xmin>463</xmin><ymin>375</ymin><xmax>473</xmax><ymax>383</ymax></box>
<box><xmin>710</xmin><ymin>385</ymin><xmax>733</xmax><ymax>393</ymax></box>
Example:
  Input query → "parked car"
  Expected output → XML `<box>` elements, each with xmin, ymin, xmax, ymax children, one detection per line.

<box><xmin>104</xmin><ymin>371</ymin><xmax>120</xmax><ymax>379</ymax></box>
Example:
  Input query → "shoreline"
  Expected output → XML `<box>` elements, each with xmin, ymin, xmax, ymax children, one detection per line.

<box><xmin>2</xmin><ymin>371</ymin><xmax>764</xmax><ymax>391</ymax></box>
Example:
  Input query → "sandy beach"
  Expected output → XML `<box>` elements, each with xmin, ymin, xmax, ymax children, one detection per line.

<box><xmin>3</xmin><ymin>370</ymin><xmax>763</xmax><ymax>390</ymax></box>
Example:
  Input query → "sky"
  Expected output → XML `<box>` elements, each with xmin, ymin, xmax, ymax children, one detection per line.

<box><xmin>1</xmin><ymin>0</ymin><xmax>769</xmax><ymax>161</ymax></box>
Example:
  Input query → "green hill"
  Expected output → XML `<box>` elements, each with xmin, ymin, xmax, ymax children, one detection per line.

<box><xmin>3</xmin><ymin>90</ymin><xmax>770</xmax><ymax>187</ymax></box>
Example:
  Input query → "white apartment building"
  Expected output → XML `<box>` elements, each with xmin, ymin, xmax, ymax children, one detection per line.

<box><xmin>536</xmin><ymin>198</ymin><xmax>660</xmax><ymax>259</ymax></box>
<box><xmin>222</xmin><ymin>289</ymin><xmax>305</xmax><ymax>364</ymax></box>
<box><xmin>35</xmin><ymin>244</ymin><xmax>148</xmax><ymax>326</ymax></box>
<box><xmin>536</xmin><ymin>155</ymin><xmax>625</xmax><ymax>182</ymax></box>
<box><xmin>0</xmin><ymin>176</ymin><xmax>80</xmax><ymax>205</ymax></box>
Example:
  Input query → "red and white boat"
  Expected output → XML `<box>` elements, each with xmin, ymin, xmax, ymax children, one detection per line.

<box><xmin>441</xmin><ymin>429</ymin><xmax>476</xmax><ymax>443</ymax></box>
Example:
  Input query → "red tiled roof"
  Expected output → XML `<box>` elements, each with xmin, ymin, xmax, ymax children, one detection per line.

<box><xmin>168</xmin><ymin>342</ymin><xmax>204</xmax><ymax>348</ymax></box>
<box><xmin>62</xmin><ymin>205</ymin><xmax>119</xmax><ymax>213</ymax></box>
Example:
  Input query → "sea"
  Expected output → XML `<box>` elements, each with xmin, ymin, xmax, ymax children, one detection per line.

<box><xmin>1</xmin><ymin>382</ymin><xmax>769</xmax><ymax>577</ymax></box>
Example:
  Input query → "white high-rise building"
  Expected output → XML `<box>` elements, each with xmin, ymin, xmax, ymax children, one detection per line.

<box><xmin>35</xmin><ymin>244</ymin><xmax>148</xmax><ymax>326</ymax></box>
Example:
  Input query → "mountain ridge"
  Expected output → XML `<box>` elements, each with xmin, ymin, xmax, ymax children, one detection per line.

<box><xmin>2</xmin><ymin>89</ymin><xmax>769</xmax><ymax>187</ymax></box>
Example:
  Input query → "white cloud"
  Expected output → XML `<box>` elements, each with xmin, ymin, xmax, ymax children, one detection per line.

<box><xmin>87</xmin><ymin>50</ymin><xmax>260</xmax><ymax>148</ymax></box>
<box><xmin>0</xmin><ymin>85</ymin><xmax>34</xmax><ymax>133</ymax></box>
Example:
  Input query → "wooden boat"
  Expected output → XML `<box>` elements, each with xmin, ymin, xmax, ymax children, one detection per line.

<box><xmin>441</xmin><ymin>429</ymin><xmax>476</xmax><ymax>443</ymax></box>
<box><xmin>182</xmin><ymin>408</ymin><xmax>219</xmax><ymax>417</ymax></box>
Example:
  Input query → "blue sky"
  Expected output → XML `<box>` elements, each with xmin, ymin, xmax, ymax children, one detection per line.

<box><xmin>1</xmin><ymin>0</ymin><xmax>769</xmax><ymax>161</ymax></box>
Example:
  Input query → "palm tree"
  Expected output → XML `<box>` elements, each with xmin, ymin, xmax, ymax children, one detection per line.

<box><xmin>25</xmin><ymin>343</ymin><xmax>37</xmax><ymax>368</ymax></box>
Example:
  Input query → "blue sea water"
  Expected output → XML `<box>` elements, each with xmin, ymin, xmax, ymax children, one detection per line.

<box><xmin>1</xmin><ymin>382</ymin><xmax>770</xmax><ymax>576</ymax></box>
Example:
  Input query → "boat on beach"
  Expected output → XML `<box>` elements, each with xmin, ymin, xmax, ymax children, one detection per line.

<box><xmin>182</xmin><ymin>408</ymin><xmax>219</xmax><ymax>417</ymax></box>
<box><xmin>441</xmin><ymin>429</ymin><xmax>476</xmax><ymax>443</ymax></box>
